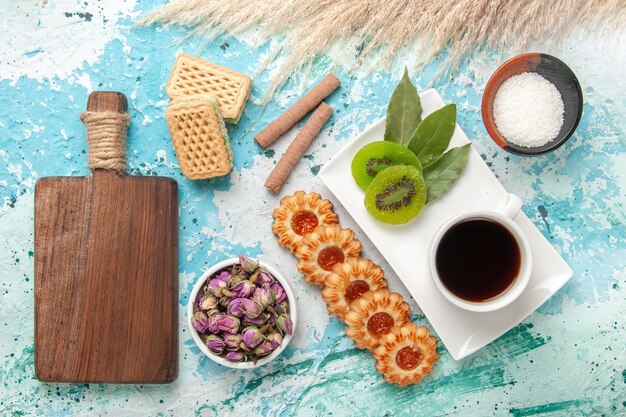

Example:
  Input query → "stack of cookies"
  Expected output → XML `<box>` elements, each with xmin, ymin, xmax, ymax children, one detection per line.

<box><xmin>165</xmin><ymin>53</ymin><xmax>252</xmax><ymax>180</ymax></box>
<box><xmin>271</xmin><ymin>191</ymin><xmax>440</xmax><ymax>387</ymax></box>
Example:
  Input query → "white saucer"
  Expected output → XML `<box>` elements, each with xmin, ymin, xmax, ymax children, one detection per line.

<box><xmin>319</xmin><ymin>89</ymin><xmax>573</xmax><ymax>360</ymax></box>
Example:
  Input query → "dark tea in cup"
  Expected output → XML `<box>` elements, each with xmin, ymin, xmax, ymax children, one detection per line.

<box><xmin>435</xmin><ymin>218</ymin><xmax>521</xmax><ymax>302</ymax></box>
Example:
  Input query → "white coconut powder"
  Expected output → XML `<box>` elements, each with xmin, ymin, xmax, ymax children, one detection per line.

<box><xmin>493</xmin><ymin>72</ymin><xmax>565</xmax><ymax>148</ymax></box>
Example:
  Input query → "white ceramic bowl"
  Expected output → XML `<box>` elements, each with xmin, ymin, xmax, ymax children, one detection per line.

<box><xmin>187</xmin><ymin>258</ymin><xmax>297</xmax><ymax>369</ymax></box>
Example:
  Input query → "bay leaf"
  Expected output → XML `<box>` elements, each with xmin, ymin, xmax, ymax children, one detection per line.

<box><xmin>408</xmin><ymin>104</ymin><xmax>456</xmax><ymax>168</ymax></box>
<box><xmin>384</xmin><ymin>68</ymin><xmax>422</xmax><ymax>145</ymax></box>
<box><xmin>423</xmin><ymin>143</ymin><xmax>471</xmax><ymax>203</ymax></box>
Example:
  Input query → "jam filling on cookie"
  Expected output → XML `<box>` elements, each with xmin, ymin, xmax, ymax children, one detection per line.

<box><xmin>367</xmin><ymin>312</ymin><xmax>394</xmax><ymax>336</ymax></box>
<box><xmin>344</xmin><ymin>280</ymin><xmax>370</xmax><ymax>304</ymax></box>
<box><xmin>291</xmin><ymin>210</ymin><xmax>319</xmax><ymax>236</ymax></box>
<box><xmin>317</xmin><ymin>246</ymin><xmax>345</xmax><ymax>271</ymax></box>
<box><xmin>395</xmin><ymin>345</ymin><xmax>423</xmax><ymax>371</ymax></box>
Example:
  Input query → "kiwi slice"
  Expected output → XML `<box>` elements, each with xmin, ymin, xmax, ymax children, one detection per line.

<box><xmin>364</xmin><ymin>165</ymin><xmax>426</xmax><ymax>224</ymax></box>
<box><xmin>352</xmin><ymin>141</ymin><xmax>422</xmax><ymax>191</ymax></box>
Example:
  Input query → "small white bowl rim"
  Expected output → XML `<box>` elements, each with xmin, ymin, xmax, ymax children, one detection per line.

<box><xmin>187</xmin><ymin>257</ymin><xmax>297</xmax><ymax>369</ymax></box>
<box><xmin>429</xmin><ymin>211</ymin><xmax>532</xmax><ymax>312</ymax></box>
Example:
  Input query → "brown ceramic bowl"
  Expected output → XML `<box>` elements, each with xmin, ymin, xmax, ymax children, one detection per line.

<box><xmin>481</xmin><ymin>53</ymin><xmax>583</xmax><ymax>156</ymax></box>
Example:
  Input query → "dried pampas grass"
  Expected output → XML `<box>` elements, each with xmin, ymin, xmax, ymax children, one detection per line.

<box><xmin>139</xmin><ymin>0</ymin><xmax>626</xmax><ymax>99</ymax></box>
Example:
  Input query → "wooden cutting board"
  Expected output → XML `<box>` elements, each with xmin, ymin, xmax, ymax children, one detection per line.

<box><xmin>34</xmin><ymin>92</ymin><xmax>179</xmax><ymax>383</ymax></box>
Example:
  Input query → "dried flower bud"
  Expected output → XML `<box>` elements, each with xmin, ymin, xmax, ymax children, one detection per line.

<box><xmin>229</xmin><ymin>298</ymin><xmax>264</xmax><ymax>319</ymax></box>
<box><xmin>259</xmin><ymin>270</ymin><xmax>275</xmax><ymax>285</ymax></box>
<box><xmin>271</xmin><ymin>282</ymin><xmax>287</xmax><ymax>303</ymax></box>
<box><xmin>253</xmin><ymin>285</ymin><xmax>275</xmax><ymax>308</ymax></box>
<box><xmin>223</xmin><ymin>333</ymin><xmax>243</xmax><ymax>351</ymax></box>
<box><xmin>205</xmin><ymin>334</ymin><xmax>225</xmax><ymax>354</ymax></box>
<box><xmin>266</xmin><ymin>309</ymin><xmax>277</xmax><ymax>326</ymax></box>
<box><xmin>242</xmin><ymin>326</ymin><xmax>265</xmax><ymax>349</ymax></box>
<box><xmin>239</xmin><ymin>255</ymin><xmax>258</xmax><ymax>274</ymax></box>
<box><xmin>269</xmin><ymin>337</ymin><xmax>281</xmax><ymax>351</ymax></box>
<box><xmin>199</xmin><ymin>293</ymin><xmax>218</xmax><ymax>311</ymax></box>
<box><xmin>221</xmin><ymin>289</ymin><xmax>236</xmax><ymax>298</ymax></box>
<box><xmin>276</xmin><ymin>300</ymin><xmax>289</xmax><ymax>315</ymax></box>
<box><xmin>243</xmin><ymin>312</ymin><xmax>269</xmax><ymax>327</ymax></box>
<box><xmin>227</xmin><ymin>298</ymin><xmax>246</xmax><ymax>318</ymax></box>
<box><xmin>253</xmin><ymin>339</ymin><xmax>277</xmax><ymax>357</ymax></box>
<box><xmin>207</xmin><ymin>278</ymin><xmax>228</xmax><ymax>297</ymax></box>
<box><xmin>219</xmin><ymin>295</ymin><xmax>234</xmax><ymax>309</ymax></box>
<box><xmin>225</xmin><ymin>350</ymin><xmax>247</xmax><ymax>363</ymax></box>
<box><xmin>217</xmin><ymin>314</ymin><xmax>240</xmax><ymax>334</ymax></box>
<box><xmin>266</xmin><ymin>331</ymin><xmax>284</xmax><ymax>346</ymax></box>
<box><xmin>216</xmin><ymin>270</ymin><xmax>232</xmax><ymax>282</ymax></box>
<box><xmin>204</xmin><ymin>313</ymin><xmax>222</xmax><ymax>334</ymax></box>
<box><xmin>195</xmin><ymin>290</ymin><xmax>205</xmax><ymax>306</ymax></box>
<box><xmin>191</xmin><ymin>312</ymin><xmax>211</xmax><ymax>334</ymax></box>
<box><xmin>227</xmin><ymin>274</ymin><xmax>245</xmax><ymax>289</ymax></box>
<box><xmin>233</xmin><ymin>280</ymin><xmax>256</xmax><ymax>298</ymax></box>
<box><xmin>241</xmin><ymin>298</ymin><xmax>264</xmax><ymax>319</ymax></box>
<box><xmin>248</xmin><ymin>269</ymin><xmax>261</xmax><ymax>285</ymax></box>
<box><xmin>276</xmin><ymin>314</ymin><xmax>293</xmax><ymax>336</ymax></box>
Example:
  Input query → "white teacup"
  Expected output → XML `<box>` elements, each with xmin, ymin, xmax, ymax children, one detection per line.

<box><xmin>429</xmin><ymin>194</ymin><xmax>532</xmax><ymax>312</ymax></box>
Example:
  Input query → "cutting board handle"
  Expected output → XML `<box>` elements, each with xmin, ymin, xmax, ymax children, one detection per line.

<box><xmin>81</xmin><ymin>91</ymin><xmax>130</xmax><ymax>173</ymax></box>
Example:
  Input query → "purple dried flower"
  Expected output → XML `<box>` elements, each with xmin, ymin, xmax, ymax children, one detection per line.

<box><xmin>259</xmin><ymin>271</ymin><xmax>275</xmax><ymax>285</ymax></box>
<box><xmin>233</xmin><ymin>280</ymin><xmax>256</xmax><ymax>298</ymax></box>
<box><xmin>243</xmin><ymin>312</ymin><xmax>269</xmax><ymax>327</ymax></box>
<box><xmin>195</xmin><ymin>290</ymin><xmax>205</xmax><ymax>306</ymax></box>
<box><xmin>276</xmin><ymin>300</ymin><xmax>289</xmax><ymax>315</ymax></box>
<box><xmin>217</xmin><ymin>314</ymin><xmax>240</xmax><ymax>334</ymax></box>
<box><xmin>253</xmin><ymin>285</ymin><xmax>275</xmax><ymax>308</ymax></box>
<box><xmin>216</xmin><ymin>270</ymin><xmax>232</xmax><ymax>282</ymax></box>
<box><xmin>227</xmin><ymin>274</ymin><xmax>245</xmax><ymax>289</ymax></box>
<box><xmin>207</xmin><ymin>277</ymin><xmax>228</xmax><ymax>297</ymax></box>
<box><xmin>241</xmin><ymin>298</ymin><xmax>264</xmax><ymax>319</ymax></box>
<box><xmin>276</xmin><ymin>314</ymin><xmax>293</xmax><ymax>336</ymax></box>
<box><xmin>223</xmin><ymin>333</ymin><xmax>243</xmax><ymax>351</ymax></box>
<box><xmin>239</xmin><ymin>255</ymin><xmax>258</xmax><ymax>274</ymax></box>
<box><xmin>268</xmin><ymin>337</ymin><xmax>281</xmax><ymax>350</ymax></box>
<box><xmin>219</xmin><ymin>294</ymin><xmax>235</xmax><ymax>309</ymax></box>
<box><xmin>204</xmin><ymin>313</ymin><xmax>222</xmax><ymax>334</ymax></box>
<box><xmin>270</xmin><ymin>282</ymin><xmax>287</xmax><ymax>303</ymax></box>
<box><xmin>266</xmin><ymin>331</ymin><xmax>284</xmax><ymax>346</ymax></box>
<box><xmin>191</xmin><ymin>312</ymin><xmax>212</xmax><ymax>333</ymax></box>
<box><xmin>225</xmin><ymin>350</ymin><xmax>247</xmax><ymax>363</ymax></box>
<box><xmin>227</xmin><ymin>298</ymin><xmax>264</xmax><ymax>319</ymax></box>
<box><xmin>266</xmin><ymin>309</ymin><xmax>277</xmax><ymax>326</ymax></box>
<box><xmin>227</xmin><ymin>298</ymin><xmax>246</xmax><ymax>318</ymax></box>
<box><xmin>254</xmin><ymin>339</ymin><xmax>278</xmax><ymax>357</ymax></box>
<box><xmin>249</xmin><ymin>270</ymin><xmax>261</xmax><ymax>285</ymax></box>
<box><xmin>242</xmin><ymin>326</ymin><xmax>265</xmax><ymax>349</ymax></box>
<box><xmin>199</xmin><ymin>293</ymin><xmax>218</xmax><ymax>311</ymax></box>
<box><xmin>205</xmin><ymin>334</ymin><xmax>225</xmax><ymax>354</ymax></box>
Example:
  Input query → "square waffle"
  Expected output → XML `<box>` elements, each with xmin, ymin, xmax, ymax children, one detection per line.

<box><xmin>166</xmin><ymin>53</ymin><xmax>252</xmax><ymax>124</ymax></box>
<box><xmin>165</xmin><ymin>96</ymin><xmax>233</xmax><ymax>179</ymax></box>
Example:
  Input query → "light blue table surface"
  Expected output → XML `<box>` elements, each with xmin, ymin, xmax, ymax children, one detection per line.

<box><xmin>1</xmin><ymin>1</ymin><xmax>624</xmax><ymax>416</ymax></box>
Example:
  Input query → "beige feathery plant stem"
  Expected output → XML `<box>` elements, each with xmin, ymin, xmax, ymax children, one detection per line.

<box><xmin>138</xmin><ymin>0</ymin><xmax>626</xmax><ymax>100</ymax></box>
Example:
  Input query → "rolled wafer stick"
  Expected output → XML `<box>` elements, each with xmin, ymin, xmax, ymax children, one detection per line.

<box><xmin>265</xmin><ymin>102</ymin><xmax>333</xmax><ymax>193</ymax></box>
<box><xmin>255</xmin><ymin>73</ymin><xmax>340</xmax><ymax>148</ymax></box>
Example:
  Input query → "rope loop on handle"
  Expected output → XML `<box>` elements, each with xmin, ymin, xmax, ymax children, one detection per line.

<box><xmin>80</xmin><ymin>111</ymin><xmax>130</xmax><ymax>173</ymax></box>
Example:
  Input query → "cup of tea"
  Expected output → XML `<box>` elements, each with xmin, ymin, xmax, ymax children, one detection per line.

<box><xmin>429</xmin><ymin>194</ymin><xmax>532</xmax><ymax>312</ymax></box>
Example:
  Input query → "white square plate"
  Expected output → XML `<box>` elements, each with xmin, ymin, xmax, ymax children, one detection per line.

<box><xmin>319</xmin><ymin>89</ymin><xmax>573</xmax><ymax>360</ymax></box>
